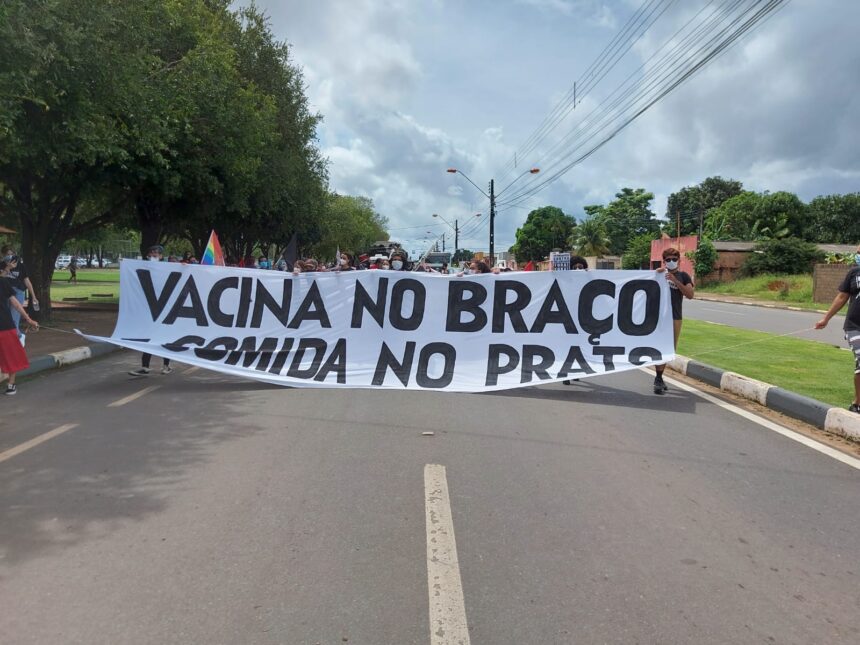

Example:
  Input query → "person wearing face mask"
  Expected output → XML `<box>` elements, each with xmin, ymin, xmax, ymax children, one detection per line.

<box><xmin>653</xmin><ymin>247</ymin><xmax>694</xmax><ymax>394</ymax></box>
<box><xmin>129</xmin><ymin>246</ymin><xmax>173</xmax><ymax>377</ymax></box>
<box><xmin>570</xmin><ymin>255</ymin><xmax>589</xmax><ymax>271</ymax></box>
<box><xmin>815</xmin><ymin>244</ymin><xmax>860</xmax><ymax>414</ymax></box>
<box><xmin>1</xmin><ymin>245</ymin><xmax>38</xmax><ymax>339</ymax></box>
<box><xmin>389</xmin><ymin>251</ymin><xmax>409</xmax><ymax>272</ymax></box>
<box><xmin>0</xmin><ymin>259</ymin><xmax>39</xmax><ymax>394</ymax></box>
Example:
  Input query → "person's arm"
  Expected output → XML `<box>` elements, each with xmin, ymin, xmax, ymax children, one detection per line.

<box><xmin>23</xmin><ymin>277</ymin><xmax>38</xmax><ymax>305</ymax></box>
<box><xmin>666</xmin><ymin>272</ymin><xmax>695</xmax><ymax>299</ymax></box>
<box><xmin>815</xmin><ymin>292</ymin><xmax>850</xmax><ymax>329</ymax></box>
<box><xmin>8</xmin><ymin>295</ymin><xmax>38</xmax><ymax>329</ymax></box>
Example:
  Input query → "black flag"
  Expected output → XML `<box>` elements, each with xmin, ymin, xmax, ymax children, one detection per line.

<box><xmin>282</xmin><ymin>233</ymin><xmax>298</xmax><ymax>271</ymax></box>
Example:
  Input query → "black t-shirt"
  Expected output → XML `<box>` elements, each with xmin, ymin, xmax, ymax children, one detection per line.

<box><xmin>668</xmin><ymin>270</ymin><xmax>693</xmax><ymax>320</ymax></box>
<box><xmin>7</xmin><ymin>260</ymin><xmax>28</xmax><ymax>291</ymax></box>
<box><xmin>0</xmin><ymin>278</ymin><xmax>17</xmax><ymax>331</ymax></box>
<box><xmin>838</xmin><ymin>266</ymin><xmax>860</xmax><ymax>331</ymax></box>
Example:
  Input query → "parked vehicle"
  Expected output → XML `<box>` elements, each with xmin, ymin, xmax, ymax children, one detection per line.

<box><xmin>55</xmin><ymin>255</ymin><xmax>72</xmax><ymax>269</ymax></box>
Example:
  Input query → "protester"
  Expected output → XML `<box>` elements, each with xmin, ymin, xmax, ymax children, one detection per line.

<box><xmin>68</xmin><ymin>254</ymin><xmax>78</xmax><ymax>283</ymax></box>
<box><xmin>335</xmin><ymin>252</ymin><xmax>356</xmax><ymax>271</ymax></box>
<box><xmin>653</xmin><ymin>247</ymin><xmax>694</xmax><ymax>394</ymax></box>
<box><xmin>570</xmin><ymin>255</ymin><xmax>589</xmax><ymax>270</ymax></box>
<box><xmin>258</xmin><ymin>255</ymin><xmax>270</xmax><ymax>270</ymax></box>
<box><xmin>379</xmin><ymin>258</ymin><xmax>390</xmax><ymax>270</ymax></box>
<box><xmin>0</xmin><ymin>259</ymin><xmax>38</xmax><ymax>395</ymax></box>
<box><xmin>389</xmin><ymin>250</ymin><xmax>410</xmax><ymax>271</ymax></box>
<box><xmin>815</xmin><ymin>243</ymin><xmax>860</xmax><ymax>413</ymax></box>
<box><xmin>1</xmin><ymin>245</ymin><xmax>38</xmax><ymax>341</ymax></box>
<box><xmin>129</xmin><ymin>246</ymin><xmax>172</xmax><ymax>377</ymax></box>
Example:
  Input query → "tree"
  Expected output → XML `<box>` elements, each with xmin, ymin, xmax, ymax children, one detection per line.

<box><xmin>510</xmin><ymin>206</ymin><xmax>576</xmax><ymax>262</ymax></box>
<box><xmin>805</xmin><ymin>194</ymin><xmax>860</xmax><ymax>243</ymax></box>
<box><xmin>590</xmin><ymin>188</ymin><xmax>660</xmax><ymax>255</ymax></box>
<box><xmin>569</xmin><ymin>216</ymin><xmax>610</xmax><ymax>257</ymax></box>
<box><xmin>308</xmin><ymin>194</ymin><xmax>388</xmax><ymax>259</ymax></box>
<box><xmin>452</xmin><ymin>249</ymin><xmax>474</xmax><ymax>263</ymax></box>
<box><xmin>621</xmin><ymin>233</ymin><xmax>656</xmax><ymax>269</ymax></box>
<box><xmin>0</xmin><ymin>0</ymin><xmax>175</xmax><ymax>317</ymax></box>
<box><xmin>667</xmin><ymin>176</ymin><xmax>743</xmax><ymax>236</ymax></box>
<box><xmin>687</xmin><ymin>238</ymin><xmax>718</xmax><ymax>279</ymax></box>
<box><xmin>705</xmin><ymin>191</ymin><xmax>809</xmax><ymax>241</ymax></box>
<box><xmin>740</xmin><ymin>238</ymin><xmax>824</xmax><ymax>277</ymax></box>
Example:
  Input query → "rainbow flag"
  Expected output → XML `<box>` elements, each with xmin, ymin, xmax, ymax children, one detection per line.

<box><xmin>200</xmin><ymin>230</ymin><xmax>225</xmax><ymax>266</ymax></box>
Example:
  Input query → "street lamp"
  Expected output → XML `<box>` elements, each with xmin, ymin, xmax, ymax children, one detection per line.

<box><xmin>447</xmin><ymin>167</ymin><xmax>539</xmax><ymax>264</ymax></box>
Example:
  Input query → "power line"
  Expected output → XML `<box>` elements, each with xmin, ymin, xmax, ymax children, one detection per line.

<box><xmin>497</xmin><ymin>0</ymin><xmax>790</xmax><ymax>209</ymax></box>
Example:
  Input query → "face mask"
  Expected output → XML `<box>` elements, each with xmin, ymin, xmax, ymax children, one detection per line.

<box><xmin>855</xmin><ymin>254</ymin><xmax>860</xmax><ymax>265</ymax></box>
<box><xmin>340</xmin><ymin>258</ymin><xmax>349</xmax><ymax>266</ymax></box>
<box><xmin>3</xmin><ymin>255</ymin><xmax>12</xmax><ymax>263</ymax></box>
<box><xmin>665</xmin><ymin>260</ymin><xmax>679</xmax><ymax>270</ymax></box>
<box><xmin>392</xmin><ymin>260</ymin><xmax>403</xmax><ymax>270</ymax></box>
<box><xmin>260</xmin><ymin>261</ymin><xmax>269</xmax><ymax>269</ymax></box>
<box><xmin>148</xmin><ymin>256</ymin><xmax>160</xmax><ymax>262</ymax></box>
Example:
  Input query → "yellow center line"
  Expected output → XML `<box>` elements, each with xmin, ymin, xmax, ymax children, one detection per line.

<box><xmin>108</xmin><ymin>385</ymin><xmax>160</xmax><ymax>408</ymax></box>
<box><xmin>0</xmin><ymin>424</ymin><xmax>79</xmax><ymax>464</ymax></box>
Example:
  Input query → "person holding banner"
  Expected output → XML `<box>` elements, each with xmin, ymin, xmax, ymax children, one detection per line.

<box><xmin>653</xmin><ymin>247</ymin><xmax>694</xmax><ymax>394</ymax></box>
<box><xmin>0</xmin><ymin>258</ymin><xmax>39</xmax><ymax>395</ymax></box>
<box><xmin>128</xmin><ymin>246</ymin><xmax>173</xmax><ymax>377</ymax></box>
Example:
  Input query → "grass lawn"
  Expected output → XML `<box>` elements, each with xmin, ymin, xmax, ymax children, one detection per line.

<box><xmin>697</xmin><ymin>273</ymin><xmax>826</xmax><ymax>311</ymax></box>
<box><xmin>678</xmin><ymin>319</ymin><xmax>855</xmax><ymax>409</ymax></box>
<box><xmin>50</xmin><ymin>268</ymin><xmax>120</xmax><ymax>303</ymax></box>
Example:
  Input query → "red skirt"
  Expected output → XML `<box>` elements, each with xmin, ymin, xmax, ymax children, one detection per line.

<box><xmin>0</xmin><ymin>328</ymin><xmax>29</xmax><ymax>374</ymax></box>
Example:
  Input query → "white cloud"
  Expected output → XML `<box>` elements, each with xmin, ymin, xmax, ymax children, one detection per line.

<box><xmin>250</xmin><ymin>0</ymin><xmax>860</xmax><ymax>251</ymax></box>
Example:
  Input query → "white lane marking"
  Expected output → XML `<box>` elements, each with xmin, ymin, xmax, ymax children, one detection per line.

<box><xmin>108</xmin><ymin>385</ymin><xmax>160</xmax><ymax>408</ymax></box>
<box><xmin>183</xmin><ymin>366</ymin><xmax>200</xmax><ymax>375</ymax></box>
<box><xmin>644</xmin><ymin>369</ymin><xmax>860</xmax><ymax>471</ymax></box>
<box><xmin>699</xmin><ymin>307</ymin><xmax>744</xmax><ymax>316</ymax></box>
<box><xmin>425</xmin><ymin>464</ymin><xmax>470</xmax><ymax>645</ymax></box>
<box><xmin>0</xmin><ymin>424</ymin><xmax>79</xmax><ymax>464</ymax></box>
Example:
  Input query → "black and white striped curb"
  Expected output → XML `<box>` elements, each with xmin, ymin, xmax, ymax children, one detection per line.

<box><xmin>0</xmin><ymin>343</ymin><xmax>121</xmax><ymax>382</ymax></box>
<box><xmin>668</xmin><ymin>356</ymin><xmax>860</xmax><ymax>442</ymax></box>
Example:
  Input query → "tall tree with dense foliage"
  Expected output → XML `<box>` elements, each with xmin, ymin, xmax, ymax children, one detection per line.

<box><xmin>0</xmin><ymin>0</ymin><xmax>174</xmax><ymax>316</ymax></box>
<box><xmin>704</xmin><ymin>191</ymin><xmax>808</xmax><ymax>241</ymax></box>
<box><xmin>309</xmin><ymin>195</ymin><xmax>388</xmax><ymax>259</ymax></box>
<box><xmin>587</xmin><ymin>188</ymin><xmax>660</xmax><ymax>255</ymax></box>
<box><xmin>806</xmin><ymin>194</ymin><xmax>860</xmax><ymax>243</ymax></box>
<box><xmin>621</xmin><ymin>233</ymin><xmax>657</xmax><ymax>269</ymax></box>
<box><xmin>666</xmin><ymin>176</ymin><xmax>743</xmax><ymax>236</ymax></box>
<box><xmin>510</xmin><ymin>206</ymin><xmax>577</xmax><ymax>262</ymax></box>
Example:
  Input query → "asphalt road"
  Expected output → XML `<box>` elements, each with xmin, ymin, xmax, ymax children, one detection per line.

<box><xmin>1</xmin><ymin>353</ymin><xmax>859</xmax><ymax>645</ymax></box>
<box><xmin>685</xmin><ymin>299</ymin><xmax>847</xmax><ymax>346</ymax></box>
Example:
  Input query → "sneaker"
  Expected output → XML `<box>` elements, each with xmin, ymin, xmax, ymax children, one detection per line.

<box><xmin>128</xmin><ymin>368</ymin><xmax>150</xmax><ymax>377</ymax></box>
<box><xmin>5</xmin><ymin>384</ymin><xmax>17</xmax><ymax>396</ymax></box>
<box><xmin>653</xmin><ymin>376</ymin><xmax>668</xmax><ymax>395</ymax></box>
<box><xmin>849</xmin><ymin>403</ymin><xmax>860</xmax><ymax>414</ymax></box>
<box><xmin>161</xmin><ymin>365</ymin><xmax>173</xmax><ymax>375</ymax></box>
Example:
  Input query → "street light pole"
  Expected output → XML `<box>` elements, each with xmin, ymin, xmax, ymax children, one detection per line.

<box><xmin>489</xmin><ymin>179</ymin><xmax>496</xmax><ymax>266</ymax></box>
<box><xmin>447</xmin><ymin>168</ymin><xmax>537</xmax><ymax>268</ymax></box>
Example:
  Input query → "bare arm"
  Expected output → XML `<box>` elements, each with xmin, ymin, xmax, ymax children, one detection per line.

<box><xmin>8</xmin><ymin>295</ymin><xmax>38</xmax><ymax>329</ymax></box>
<box><xmin>815</xmin><ymin>292</ymin><xmax>849</xmax><ymax>329</ymax></box>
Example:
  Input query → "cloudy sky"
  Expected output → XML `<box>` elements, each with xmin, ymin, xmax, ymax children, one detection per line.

<box><xmin>246</xmin><ymin>0</ymin><xmax>860</xmax><ymax>256</ymax></box>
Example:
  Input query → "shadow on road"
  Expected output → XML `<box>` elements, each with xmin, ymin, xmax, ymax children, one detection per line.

<box><xmin>0</xmin><ymin>367</ymin><xmax>277</xmax><ymax>569</ymax></box>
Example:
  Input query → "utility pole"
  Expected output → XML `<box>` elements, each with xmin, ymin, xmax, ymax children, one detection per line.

<box><xmin>454</xmin><ymin>219</ymin><xmax>458</xmax><ymax>255</ymax></box>
<box><xmin>489</xmin><ymin>179</ymin><xmax>496</xmax><ymax>265</ymax></box>
<box><xmin>442</xmin><ymin>233</ymin><xmax>445</xmax><ymax>253</ymax></box>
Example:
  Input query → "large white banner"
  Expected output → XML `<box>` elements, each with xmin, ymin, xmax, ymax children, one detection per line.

<box><xmin>84</xmin><ymin>261</ymin><xmax>675</xmax><ymax>392</ymax></box>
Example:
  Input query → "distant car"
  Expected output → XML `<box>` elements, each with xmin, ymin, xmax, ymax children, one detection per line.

<box><xmin>55</xmin><ymin>255</ymin><xmax>72</xmax><ymax>269</ymax></box>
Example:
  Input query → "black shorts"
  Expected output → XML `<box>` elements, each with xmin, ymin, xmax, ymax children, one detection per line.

<box><xmin>846</xmin><ymin>331</ymin><xmax>860</xmax><ymax>375</ymax></box>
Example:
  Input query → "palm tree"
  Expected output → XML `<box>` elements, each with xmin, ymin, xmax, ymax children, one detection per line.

<box><xmin>569</xmin><ymin>216</ymin><xmax>611</xmax><ymax>257</ymax></box>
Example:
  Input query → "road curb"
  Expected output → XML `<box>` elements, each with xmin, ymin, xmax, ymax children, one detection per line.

<box><xmin>695</xmin><ymin>294</ymin><xmax>829</xmax><ymax>314</ymax></box>
<box><xmin>669</xmin><ymin>355</ymin><xmax>860</xmax><ymax>442</ymax></box>
<box><xmin>0</xmin><ymin>343</ymin><xmax>122</xmax><ymax>383</ymax></box>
